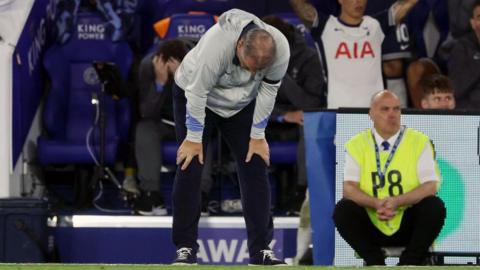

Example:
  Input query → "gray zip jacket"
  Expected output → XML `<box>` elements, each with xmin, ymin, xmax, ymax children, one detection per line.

<box><xmin>174</xmin><ymin>8</ymin><xmax>290</xmax><ymax>143</ymax></box>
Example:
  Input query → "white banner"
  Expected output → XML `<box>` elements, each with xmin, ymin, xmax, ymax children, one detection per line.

<box><xmin>0</xmin><ymin>0</ymin><xmax>34</xmax><ymax>197</ymax></box>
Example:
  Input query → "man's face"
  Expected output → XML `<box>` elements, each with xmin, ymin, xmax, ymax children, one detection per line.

<box><xmin>369</xmin><ymin>93</ymin><xmax>401</xmax><ymax>137</ymax></box>
<box><xmin>339</xmin><ymin>0</ymin><xmax>367</xmax><ymax>21</ymax></box>
<box><xmin>153</xmin><ymin>54</ymin><xmax>180</xmax><ymax>85</ymax></box>
<box><xmin>421</xmin><ymin>91</ymin><xmax>456</xmax><ymax>109</ymax></box>
<box><xmin>471</xmin><ymin>6</ymin><xmax>480</xmax><ymax>37</ymax></box>
<box><xmin>240</xmin><ymin>54</ymin><xmax>259</xmax><ymax>74</ymax></box>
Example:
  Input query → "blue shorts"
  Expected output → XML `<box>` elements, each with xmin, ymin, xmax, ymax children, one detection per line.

<box><xmin>382</xmin><ymin>22</ymin><xmax>411</xmax><ymax>60</ymax></box>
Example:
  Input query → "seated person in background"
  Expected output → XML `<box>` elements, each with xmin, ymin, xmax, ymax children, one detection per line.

<box><xmin>419</xmin><ymin>73</ymin><xmax>456</xmax><ymax>109</ymax></box>
<box><xmin>333</xmin><ymin>90</ymin><xmax>446</xmax><ymax>266</ymax></box>
<box><xmin>448</xmin><ymin>0</ymin><xmax>480</xmax><ymax>110</ymax></box>
<box><xmin>448</xmin><ymin>0</ymin><xmax>477</xmax><ymax>40</ymax></box>
<box><xmin>440</xmin><ymin>0</ymin><xmax>476</xmax><ymax>62</ymax></box>
<box><xmin>133</xmin><ymin>39</ymin><xmax>189</xmax><ymax>215</ymax></box>
<box><xmin>125</xmin><ymin>38</ymin><xmax>215</xmax><ymax>216</ymax></box>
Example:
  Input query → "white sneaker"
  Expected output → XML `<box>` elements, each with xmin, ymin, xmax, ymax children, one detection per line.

<box><xmin>138</xmin><ymin>205</ymin><xmax>168</xmax><ymax>216</ymax></box>
<box><xmin>135</xmin><ymin>191</ymin><xmax>168</xmax><ymax>216</ymax></box>
<box><xmin>221</xmin><ymin>199</ymin><xmax>243</xmax><ymax>213</ymax></box>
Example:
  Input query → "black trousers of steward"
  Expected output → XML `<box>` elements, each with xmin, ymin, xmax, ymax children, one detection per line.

<box><xmin>333</xmin><ymin>196</ymin><xmax>446</xmax><ymax>265</ymax></box>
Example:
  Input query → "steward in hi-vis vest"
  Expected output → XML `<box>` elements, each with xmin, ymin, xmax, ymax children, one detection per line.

<box><xmin>345</xmin><ymin>126</ymin><xmax>439</xmax><ymax>235</ymax></box>
<box><xmin>333</xmin><ymin>90</ymin><xmax>446</xmax><ymax>266</ymax></box>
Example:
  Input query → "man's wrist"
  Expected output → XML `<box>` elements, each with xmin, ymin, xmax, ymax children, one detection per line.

<box><xmin>186</xmin><ymin>131</ymin><xmax>203</xmax><ymax>143</ymax></box>
<box><xmin>250</xmin><ymin>127</ymin><xmax>265</xmax><ymax>139</ymax></box>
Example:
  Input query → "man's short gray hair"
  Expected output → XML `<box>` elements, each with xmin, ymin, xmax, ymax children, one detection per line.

<box><xmin>242</xmin><ymin>28</ymin><xmax>276</xmax><ymax>69</ymax></box>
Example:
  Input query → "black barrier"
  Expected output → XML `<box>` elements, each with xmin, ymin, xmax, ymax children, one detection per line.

<box><xmin>0</xmin><ymin>198</ymin><xmax>48</xmax><ymax>262</ymax></box>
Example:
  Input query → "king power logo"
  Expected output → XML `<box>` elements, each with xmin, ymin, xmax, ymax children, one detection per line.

<box><xmin>196</xmin><ymin>239</ymin><xmax>277</xmax><ymax>264</ymax></box>
<box><xmin>177</xmin><ymin>24</ymin><xmax>207</xmax><ymax>39</ymax></box>
<box><xmin>77</xmin><ymin>24</ymin><xmax>105</xmax><ymax>40</ymax></box>
<box><xmin>28</xmin><ymin>19</ymin><xmax>46</xmax><ymax>76</ymax></box>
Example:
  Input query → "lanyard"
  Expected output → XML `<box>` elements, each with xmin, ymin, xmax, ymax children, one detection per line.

<box><xmin>372</xmin><ymin>126</ymin><xmax>405</xmax><ymax>182</ymax></box>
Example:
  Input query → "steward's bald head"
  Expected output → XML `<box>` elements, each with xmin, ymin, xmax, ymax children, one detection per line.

<box><xmin>370</xmin><ymin>90</ymin><xmax>400</xmax><ymax>109</ymax></box>
<box><xmin>369</xmin><ymin>90</ymin><xmax>401</xmax><ymax>139</ymax></box>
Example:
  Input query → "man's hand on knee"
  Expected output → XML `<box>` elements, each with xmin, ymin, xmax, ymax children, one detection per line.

<box><xmin>176</xmin><ymin>139</ymin><xmax>203</xmax><ymax>170</ymax></box>
<box><xmin>245</xmin><ymin>138</ymin><xmax>270</xmax><ymax>166</ymax></box>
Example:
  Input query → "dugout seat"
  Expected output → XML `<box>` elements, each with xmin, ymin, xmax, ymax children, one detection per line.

<box><xmin>154</xmin><ymin>0</ymin><xmax>234</xmax><ymax>19</ymax></box>
<box><xmin>270</xmin><ymin>141</ymin><xmax>298</xmax><ymax>164</ymax></box>
<box><xmin>37</xmin><ymin>12</ymin><xmax>132</xmax><ymax>166</ymax></box>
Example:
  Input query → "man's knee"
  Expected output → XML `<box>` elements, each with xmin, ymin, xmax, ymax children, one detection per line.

<box><xmin>333</xmin><ymin>199</ymin><xmax>363</xmax><ymax>224</ymax></box>
<box><xmin>383</xmin><ymin>59</ymin><xmax>404</xmax><ymax>78</ymax></box>
<box><xmin>407</xmin><ymin>60</ymin><xmax>424</xmax><ymax>77</ymax></box>
<box><xmin>415</xmin><ymin>196</ymin><xmax>446</xmax><ymax>221</ymax></box>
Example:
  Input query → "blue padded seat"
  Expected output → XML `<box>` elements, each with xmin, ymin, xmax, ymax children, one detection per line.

<box><xmin>161</xmin><ymin>141</ymin><xmax>178</xmax><ymax>165</ymax></box>
<box><xmin>269</xmin><ymin>141</ymin><xmax>298</xmax><ymax>164</ymax></box>
<box><xmin>37</xmin><ymin>12</ymin><xmax>133</xmax><ymax>165</ymax></box>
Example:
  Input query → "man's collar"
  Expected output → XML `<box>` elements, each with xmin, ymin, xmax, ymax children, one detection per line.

<box><xmin>372</xmin><ymin>127</ymin><xmax>401</xmax><ymax>147</ymax></box>
<box><xmin>337</xmin><ymin>16</ymin><xmax>363</xmax><ymax>27</ymax></box>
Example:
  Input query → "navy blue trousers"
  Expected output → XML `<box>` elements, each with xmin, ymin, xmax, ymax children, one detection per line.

<box><xmin>171</xmin><ymin>83</ymin><xmax>273</xmax><ymax>257</ymax></box>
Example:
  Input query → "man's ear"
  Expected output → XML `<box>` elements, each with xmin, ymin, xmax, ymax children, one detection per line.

<box><xmin>236</xmin><ymin>38</ymin><xmax>245</xmax><ymax>50</ymax></box>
